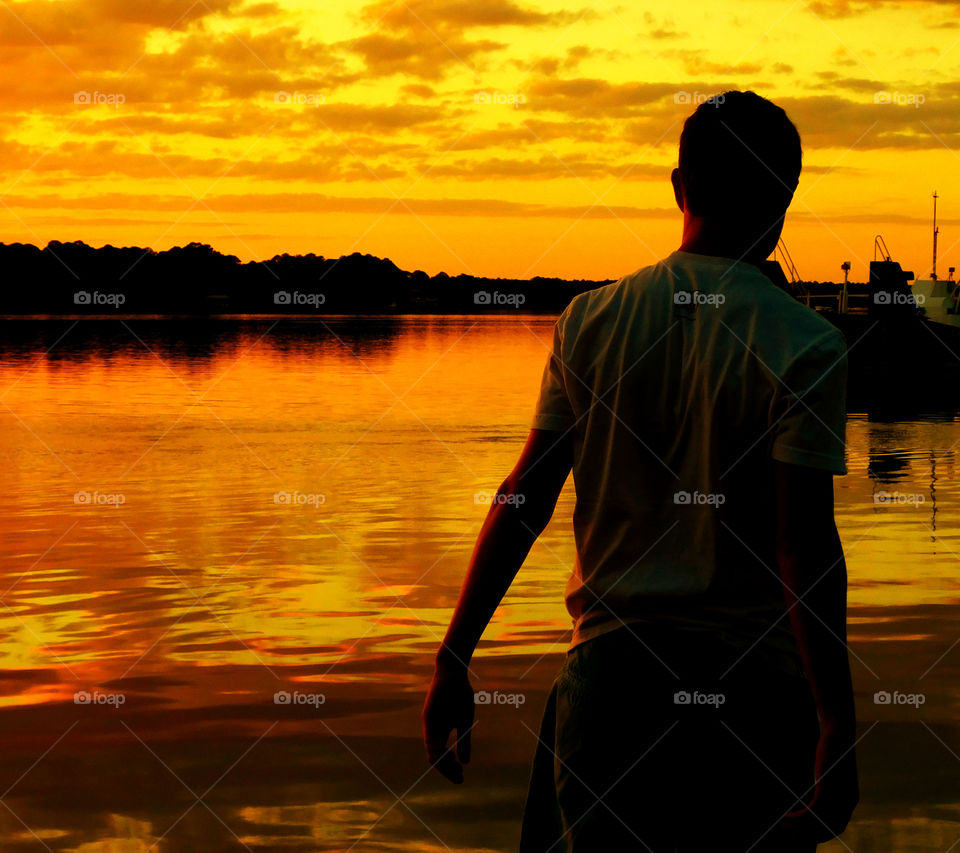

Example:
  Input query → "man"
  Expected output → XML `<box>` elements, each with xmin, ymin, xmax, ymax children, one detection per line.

<box><xmin>423</xmin><ymin>90</ymin><xmax>859</xmax><ymax>851</ymax></box>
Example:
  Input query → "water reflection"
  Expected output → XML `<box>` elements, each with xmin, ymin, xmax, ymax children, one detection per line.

<box><xmin>0</xmin><ymin>319</ymin><xmax>957</xmax><ymax>850</ymax></box>
<box><xmin>868</xmin><ymin>449</ymin><xmax>911</xmax><ymax>483</ymax></box>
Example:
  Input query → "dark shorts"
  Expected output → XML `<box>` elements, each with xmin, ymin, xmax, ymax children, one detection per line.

<box><xmin>519</xmin><ymin>624</ymin><xmax>820</xmax><ymax>853</ymax></box>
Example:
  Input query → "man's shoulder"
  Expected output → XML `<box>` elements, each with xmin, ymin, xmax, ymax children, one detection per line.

<box><xmin>754</xmin><ymin>281</ymin><xmax>845</xmax><ymax>355</ymax></box>
<box><xmin>558</xmin><ymin>254</ymin><xmax>845</xmax><ymax>359</ymax></box>
<box><xmin>560</xmin><ymin>260</ymin><xmax>667</xmax><ymax>326</ymax></box>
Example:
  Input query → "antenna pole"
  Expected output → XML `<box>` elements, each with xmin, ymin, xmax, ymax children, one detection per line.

<box><xmin>933</xmin><ymin>191</ymin><xmax>939</xmax><ymax>281</ymax></box>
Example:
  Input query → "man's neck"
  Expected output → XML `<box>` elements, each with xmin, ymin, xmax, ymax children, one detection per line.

<box><xmin>677</xmin><ymin>215</ymin><xmax>777</xmax><ymax>266</ymax></box>
<box><xmin>677</xmin><ymin>236</ymin><xmax>767</xmax><ymax>266</ymax></box>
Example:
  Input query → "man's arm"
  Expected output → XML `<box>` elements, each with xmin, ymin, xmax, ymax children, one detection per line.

<box><xmin>774</xmin><ymin>460</ymin><xmax>859</xmax><ymax>840</ymax></box>
<box><xmin>422</xmin><ymin>428</ymin><xmax>573</xmax><ymax>783</ymax></box>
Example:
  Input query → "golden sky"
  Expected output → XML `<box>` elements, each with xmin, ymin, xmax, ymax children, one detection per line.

<box><xmin>1</xmin><ymin>0</ymin><xmax>959</xmax><ymax>282</ymax></box>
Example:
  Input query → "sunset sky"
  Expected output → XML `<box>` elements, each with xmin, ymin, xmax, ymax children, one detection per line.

<box><xmin>1</xmin><ymin>0</ymin><xmax>959</xmax><ymax>282</ymax></box>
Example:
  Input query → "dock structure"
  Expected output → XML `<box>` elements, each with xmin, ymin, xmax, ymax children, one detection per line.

<box><xmin>758</xmin><ymin>239</ymin><xmax>960</xmax><ymax>414</ymax></box>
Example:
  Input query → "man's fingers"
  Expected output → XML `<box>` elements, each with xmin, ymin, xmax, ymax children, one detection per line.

<box><xmin>422</xmin><ymin>679</ymin><xmax>475</xmax><ymax>784</ymax></box>
<box><xmin>426</xmin><ymin>731</ymin><xmax>464</xmax><ymax>784</ymax></box>
<box><xmin>779</xmin><ymin>805</ymin><xmax>847</xmax><ymax>843</ymax></box>
<box><xmin>456</xmin><ymin>722</ymin><xmax>472</xmax><ymax>765</ymax></box>
<box><xmin>424</xmin><ymin>720</ymin><xmax>446</xmax><ymax>761</ymax></box>
<box><xmin>456</xmin><ymin>703</ymin><xmax>474</xmax><ymax>765</ymax></box>
<box><xmin>425</xmin><ymin>721</ymin><xmax>465</xmax><ymax>784</ymax></box>
<box><xmin>434</xmin><ymin>750</ymin><xmax>464</xmax><ymax>784</ymax></box>
<box><xmin>779</xmin><ymin>813</ymin><xmax>825</xmax><ymax>844</ymax></box>
<box><xmin>779</xmin><ymin>810</ymin><xmax>815</xmax><ymax>832</ymax></box>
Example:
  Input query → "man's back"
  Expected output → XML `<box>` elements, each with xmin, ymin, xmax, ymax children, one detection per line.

<box><xmin>533</xmin><ymin>249</ymin><xmax>848</xmax><ymax>668</ymax></box>
<box><xmin>427</xmin><ymin>90</ymin><xmax>858</xmax><ymax>850</ymax></box>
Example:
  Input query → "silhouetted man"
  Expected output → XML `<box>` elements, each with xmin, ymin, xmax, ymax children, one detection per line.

<box><xmin>423</xmin><ymin>90</ymin><xmax>858</xmax><ymax>851</ymax></box>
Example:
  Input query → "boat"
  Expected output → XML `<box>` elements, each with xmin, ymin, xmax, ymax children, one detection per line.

<box><xmin>910</xmin><ymin>192</ymin><xmax>960</xmax><ymax>328</ymax></box>
<box><xmin>758</xmin><ymin>216</ymin><xmax>960</xmax><ymax>414</ymax></box>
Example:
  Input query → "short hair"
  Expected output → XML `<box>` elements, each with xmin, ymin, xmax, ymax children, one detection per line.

<box><xmin>677</xmin><ymin>91</ymin><xmax>802</xmax><ymax>220</ymax></box>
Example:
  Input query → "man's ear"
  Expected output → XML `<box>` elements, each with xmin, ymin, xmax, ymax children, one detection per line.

<box><xmin>670</xmin><ymin>168</ymin><xmax>685</xmax><ymax>212</ymax></box>
<box><xmin>785</xmin><ymin>180</ymin><xmax>798</xmax><ymax>210</ymax></box>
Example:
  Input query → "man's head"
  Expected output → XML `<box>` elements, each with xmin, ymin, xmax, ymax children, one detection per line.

<box><xmin>671</xmin><ymin>91</ymin><xmax>802</xmax><ymax>261</ymax></box>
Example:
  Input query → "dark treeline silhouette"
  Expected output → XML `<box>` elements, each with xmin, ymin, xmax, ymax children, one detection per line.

<box><xmin>6</xmin><ymin>240</ymin><xmax>960</xmax><ymax>414</ymax></box>
<box><xmin>0</xmin><ymin>240</ymin><xmax>613</xmax><ymax>315</ymax></box>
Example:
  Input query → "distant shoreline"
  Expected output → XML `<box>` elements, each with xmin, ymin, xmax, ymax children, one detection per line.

<box><xmin>0</xmin><ymin>240</ymin><xmax>870</xmax><ymax>318</ymax></box>
<box><xmin>0</xmin><ymin>240</ymin><xmax>613</xmax><ymax>316</ymax></box>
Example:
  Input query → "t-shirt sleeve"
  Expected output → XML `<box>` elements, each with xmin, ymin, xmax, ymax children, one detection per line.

<box><xmin>771</xmin><ymin>330</ymin><xmax>848</xmax><ymax>475</ymax></box>
<box><xmin>532</xmin><ymin>314</ymin><xmax>577</xmax><ymax>432</ymax></box>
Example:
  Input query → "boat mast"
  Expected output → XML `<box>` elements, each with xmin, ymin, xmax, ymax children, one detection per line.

<box><xmin>932</xmin><ymin>190</ymin><xmax>939</xmax><ymax>281</ymax></box>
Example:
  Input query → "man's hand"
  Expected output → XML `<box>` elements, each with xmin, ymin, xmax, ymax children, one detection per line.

<box><xmin>779</xmin><ymin>721</ymin><xmax>859</xmax><ymax>841</ymax></box>
<box><xmin>422</xmin><ymin>429</ymin><xmax>572</xmax><ymax>784</ymax></box>
<box><xmin>423</xmin><ymin>662</ymin><xmax>475</xmax><ymax>784</ymax></box>
<box><xmin>774</xmin><ymin>461</ymin><xmax>858</xmax><ymax>842</ymax></box>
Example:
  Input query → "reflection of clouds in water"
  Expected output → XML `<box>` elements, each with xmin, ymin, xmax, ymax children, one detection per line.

<box><xmin>0</xmin><ymin>324</ymin><xmax>957</xmax><ymax>849</ymax></box>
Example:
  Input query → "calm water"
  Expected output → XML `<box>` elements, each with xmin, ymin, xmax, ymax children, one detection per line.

<box><xmin>0</xmin><ymin>315</ymin><xmax>958</xmax><ymax>851</ymax></box>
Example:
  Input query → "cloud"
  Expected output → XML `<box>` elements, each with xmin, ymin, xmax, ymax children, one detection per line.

<box><xmin>806</xmin><ymin>0</ymin><xmax>960</xmax><ymax>17</ymax></box>
<box><xmin>791</xmin><ymin>211</ymin><xmax>960</xmax><ymax>225</ymax></box>
<box><xmin>348</xmin><ymin>0</ymin><xmax>593</xmax><ymax>80</ymax></box>
<box><xmin>348</xmin><ymin>32</ymin><xmax>501</xmax><ymax>82</ymax></box>
<box><xmin>127</xmin><ymin>26</ymin><xmax>356</xmax><ymax>97</ymax></box>
<box><xmin>423</xmin><ymin>156</ymin><xmax>671</xmax><ymax>182</ymax></box>
<box><xmin>597</xmin><ymin>89</ymin><xmax>960</xmax><ymax>152</ymax></box>
<box><xmin>0</xmin><ymin>9</ymin><xmax>356</xmax><ymax>110</ymax></box>
<box><xmin>0</xmin><ymin>0</ymin><xmax>955</xmax><ymax>271</ymax></box>
<box><xmin>640</xmin><ymin>10</ymin><xmax>685</xmax><ymax>39</ymax></box>
<box><xmin>527</xmin><ymin>78</ymin><xmax>682</xmax><ymax>117</ymax></box>
<box><xmin>812</xmin><ymin>72</ymin><xmax>886</xmax><ymax>93</ymax></box>
<box><xmin>0</xmin><ymin>189</ymin><xmax>679</xmax><ymax>220</ymax></box>
<box><xmin>563</xmin><ymin>44</ymin><xmax>624</xmax><ymax>66</ymax></box>
<box><xmin>779</xmin><ymin>92</ymin><xmax>960</xmax><ymax>150</ymax></box>
<box><xmin>0</xmin><ymin>0</ymin><xmax>237</xmax><ymax>46</ymax></box>
<box><xmin>0</xmin><ymin>134</ymin><xmax>421</xmax><ymax>183</ymax></box>
<box><xmin>805</xmin><ymin>0</ymin><xmax>863</xmax><ymax>17</ymax></box>
<box><xmin>0</xmin><ymin>0</ymin><xmax>266</xmax><ymax>75</ymax></box>
<box><xmin>649</xmin><ymin>28</ymin><xmax>684</xmax><ymax>39</ymax></box>
<box><xmin>802</xmin><ymin>164</ymin><xmax>862</xmax><ymax>175</ymax></box>
<box><xmin>400</xmin><ymin>83</ymin><xmax>436</xmax><ymax>99</ymax></box>
<box><xmin>395</xmin><ymin>0</ymin><xmax>555</xmax><ymax>27</ymax></box>
<box><xmin>660</xmin><ymin>49</ymin><xmax>763</xmax><ymax>76</ymax></box>
<box><xmin>359</xmin><ymin>0</ymin><xmax>589</xmax><ymax>29</ymax></box>
<box><xmin>511</xmin><ymin>44</ymin><xmax>625</xmax><ymax>76</ymax></box>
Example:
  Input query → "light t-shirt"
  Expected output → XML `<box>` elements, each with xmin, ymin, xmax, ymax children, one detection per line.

<box><xmin>532</xmin><ymin>249</ymin><xmax>848</xmax><ymax>672</ymax></box>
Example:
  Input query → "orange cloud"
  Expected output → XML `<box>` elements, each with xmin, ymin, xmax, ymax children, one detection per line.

<box><xmin>0</xmin><ymin>0</ymin><xmax>956</xmax><ymax>281</ymax></box>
